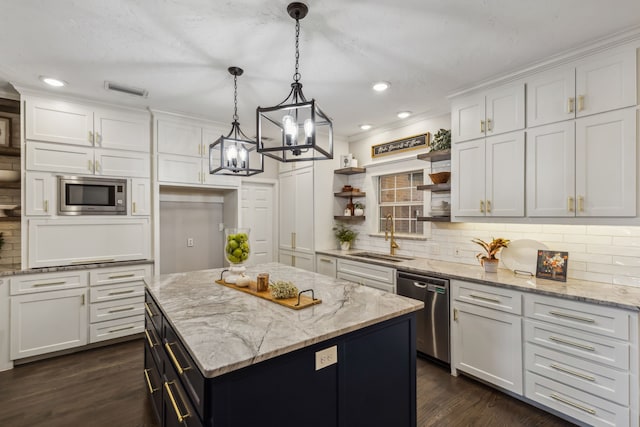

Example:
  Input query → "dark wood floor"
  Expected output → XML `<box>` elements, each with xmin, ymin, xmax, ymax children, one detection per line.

<box><xmin>0</xmin><ymin>340</ymin><xmax>574</xmax><ymax>427</ymax></box>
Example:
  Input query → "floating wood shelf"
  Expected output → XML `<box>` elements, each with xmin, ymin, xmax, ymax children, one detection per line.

<box><xmin>0</xmin><ymin>147</ymin><xmax>21</xmax><ymax>157</ymax></box>
<box><xmin>0</xmin><ymin>217</ymin><xmax>21</xmax><ymax>222</ymax></box>
<box><xmin>417</xmin><ymin>183</ymin><xmax>450</xmax><ymax>193</ymax></box>
<box><xmin>334</xmin><ymin>191</ymin><xmax>366</xmax><ymax>198</ymax></box>
<box><xmin>334</xmin><ymin>216</ymin><xmax>365</xmax><ymax>221</ymax></box>
<box><xmin>417</xmin><ymin>149</ymin><xmax>450</xmax><ymax>162</ymax></box>
<box><xmin>0</xmin><ymin>182</ymin><xmax>20</xmax><ymax>189</ymax></box>
<box><xmin>334</xmin><ymin>167</ymin><xmax>366</xmax><ymax>175</ymax></box>
<box><xmin>417</xmin><ymin>216</ymin><xmax>450</xmax><ymax>222</ymax></box>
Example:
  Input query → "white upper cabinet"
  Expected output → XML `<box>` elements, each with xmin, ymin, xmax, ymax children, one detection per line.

<box><xmin>25</xmin><ymin>171</ymin><xmax>55</xmax><ymax>216</ymax></box>
<box><xmin>526</xmin><ymin>49</ymin><xmax>637</xmax><ymax>128</ymax></box>
<box><xmin>131</xmin><ymin>178</ymin><xmax>151</xmax><ymax>216</ymax></box>
<box><xmin>527</xmin><ymin>108</ymin><xmax>636</xmax><ymax>217</ymax></box>
<box><xmin>452</xmin><ymin>131</ymin><xmax>525</xmax><ymax>218</ymax></box>
<box><xmin>25</xmin><ymin>96</ymin><xmax>150</xmax><ymax>152</ymax></box>
<box><xmin>157</xmin><ymin>119</ymin><xmax>203</xmax><ymax>157</ymax></box>
<box><xmin>452</xmin><ymin>83</ymin><xmax>525</xmax><ymax>143</ymax></box>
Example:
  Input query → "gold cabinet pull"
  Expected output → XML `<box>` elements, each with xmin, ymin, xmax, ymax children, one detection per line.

<box><xmin>486</xmin><ymin>200</ymin><xmax>492</xmax><ymax>213</ymax></box>
<box><xmin>165</xmin><ymin>342</ymin><xmax>190</xmax><ymax>375</ymax></box>
<box><xmin>143</xmin><ymin>369</ymin><xmax>158</xmax><ymax>394</ymax></box>
<box><xmin>469</xmin><ymin>293</ymin><xmax>501</xmax><ymax>304</ymax></box>
<box><xmin>108</xmin><ymin>273</ymin><xmax>136</xmax><ymax>279</ymax></box>
<box><xmin>144</xmin><ymin>329</ymin><xmax>155</xmax><ymax>348</ymax></box>
<box><xmin>549</xmin><ymin>310</ymin><xmax>595</xmax><ymax>323</ymax></box>
<box><xmin>479</xmin><ymin>200</ymin><xmax>485</xmax><ymax>213</ymax></box>
<box><xmin>480</xmin><ymin>120</ymin><xmax>485</xmax><ymax>133</ymax></box>
<box><xmin>108</xmin><ymin>306</ymin><xmax>135</xmax><ymax>314</ymax></box>
<box><xmin>109</xmin><ymin>325</ymin><xmax>134</xmax><ymax>333</ymax></box>
<box><xmin>319</xmin><ymin>258</ymin><xmax>332</xmax><ymax>263</ymax></box>
<box><xmin>95</xmin><ymin>132</ymin><xmax>102</xmax><ymax>145</ymax></box>
<box><xmin>486</xmin><ymin>118</ymin><xmax>493</xmax><ymax>132</ymax></box>
<box><xmin>44</xmin><ymin>199</ymin><xmax>49</xmax><ymax>213</ymax></box>
<box><xmin>550</xmin><ymin>363</ymin><xmax>596</xmax><ymax>382</ymax></box>
<box><xmin>81</xmin><ymin>294</ymin><xmax>85</xmax><ymax>305</ymax></box>
<box><xmin>164</xmin><ymin>382</ymin><xmax>190</xmax><ymax>423</ymax></box>
<box><xmin>453</xmin><ymin>308</ymin><xmax>459</xmax><ymax>321</ymax></box>
<box><xmin>567</xmin><ymin>196</ymin><xmax>574</xmax><ymax>212</ymax></box>
<box><xmin>132</xmin><ymin>201</ymin><xmax>137</xmax><ymax>213</ymax></box>
<box><xmin>144</xmin><ymin>302</ymin><xmax>154</xmax><ymax>317</ymax></box>
<box><xmin>577</xmin><ymin>196</ymin><xmax>584</xmax><ymax>212</ymax></box>
<box><xmin>577</xmin><ymin>95</ymin><xmax>585</xmax><ymax>111</ymax></box>
<box><xmin>293</xmin><ymin>232</ymin><xmax>296</xmax><ymax>249</ymax></box>
<box><xmin>88</xmin><ymin>131</ymin><xmax>94</xmax><ymax>143</ymax></box>
<box><xmin>33</xmin><ymin>280</ymin><xmax>66</xmax><ymax>287</ymax></box>
<box><xmin>95</xmin><ymin>160</ymin><xmax>101</xmax><ymax>173</ymax></box>
<box><xmin>567</xmin><ymin>97</ymin><xmax>575</xmax><ymax>113</ymax></box>
<box><xmin>550</xmin><ymin>393</ymin><xmax>596</xmax><ymax>415</ymax></box>
<box><xmin>549</xmin><ymin>336</ymin><xmax>596</xmax><ymax>352</ymax></box>
<box><xmin>108</xmin><ymin>289</ymin><xmax>135</xmax><ymax>296</ymax></box>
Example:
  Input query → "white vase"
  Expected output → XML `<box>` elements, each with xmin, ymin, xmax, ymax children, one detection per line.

<box><xmin>340</xmin><ymin>241</ymin><xmax>351</xmax><ymax>251</ymax></box>
<box><xmin>483</xmin><ymin>259</ymin><xmax>499</xmax><ymax>273</ymax></box>
<box><xmin>354</xmin><ymin>208</ymin><xmax>364</xmax><ymax>216</ymax></box>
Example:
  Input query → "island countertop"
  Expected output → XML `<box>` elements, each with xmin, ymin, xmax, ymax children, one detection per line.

<box><xmin>144</xmin><ymin>262</ymin><xmax>423</xmax><ymax>378</ymax></box>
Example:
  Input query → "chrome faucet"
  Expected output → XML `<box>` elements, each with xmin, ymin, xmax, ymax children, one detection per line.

<box><xmin>384</xmin><ymin>214</ymin><xmax>399</xmax><ymax>256</ymax></box>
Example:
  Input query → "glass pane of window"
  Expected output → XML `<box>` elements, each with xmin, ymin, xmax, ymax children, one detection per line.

<box><xmin>380</xmin><ymin>189</ymin><xmax>395</xmax><ymax>203</ymax></box>
<box><xmin>396</xmin><ymin>173</ymin><xmax>411</xmax><ymax>189</ymax></box>
<box><xmin>395</xmin><ymin>220</ymin><xmax>410</xmax><ymax>234</ymax></box>
<box><xmin>380</xmin><ymin>175</ymin><xmax>396</xmax><ymax>190</ymax></box>
<box><xmin>396</xmin><ymin>188</ymin><xmax>411</xmax><ymax>202</ymax></box>
<box><xmin>412</xmin><ymin>220</ymin><xmax>424</xmax><ymax>234</ymax></box>
<box><xmin>410</xmin><ymin>205</ymin><xmax>422</xmax><ymax>218</ymax></box>
<box><xmin>395</xmin><ymin>205</ymin><xmax>410</xmax><ymax>219</ymax></box>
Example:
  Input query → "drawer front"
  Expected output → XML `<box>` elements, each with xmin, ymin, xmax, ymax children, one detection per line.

<box><xmin>145</xmin><ymin>315</ymin><xmax>163</xmax><ymax>369</ymax></box>
<box><xmin>144</xmin><ymin>342</ymin><xmax>163</xmax><ymax>423</ymax></box>
<box><xmin>163</xmin><ymin>355</ymin><xmax>204</xmax><ymax>427</ymax></box>
<box><xmin>525</xmin><ymin>371</ymin><xmax>629</xmax><ymax>427</ymax></box>
<box><xmin>337</xmin><ymin>271</ymin><xmax>395</xmax><ymax>293</ymax></box>
<box><xmin>10</xmin><ymin>271</ymin><xmax>88</xmax><ymax>295</ymax></box>
<box><xmin>145</xmin><ymin>291</ymin><xmax>163</xmax><ymax>335</ymax></box>
<box><xmin>336</xmin><ymin>259</ymin><xmax>395</xmax><ymax>285</ymax></box>
<box><xmin>525</xmin><ymin>343</ymin><xmax>629</xmax><ymax>406</ymax></box>
<box><xmin>90</xmin><ymin>281</ymin><xmax>144</xmax><ymax>303</ymax></box>
<box><xmin>164</xmin><ymin>321</ymin><xmax>205</xmax><ymax>420</ymax></box>
<box><xmin>524</xmin><ymin>320</ymin><xmax>629</xmax><ymax>370</ymax></box>
<box><xmin>89</xmin><ymin>314</ymin><xmax>144</xmax><ymax>343</ymax></box>
<box><xmin>90</xmin><ymin>295</ymin><xmax>144</xmax><ymax>323</ymax></box>
<box><xmin>452</xmin><ymin>279</ymin><xmax>522</xmax><ymax>315</ymax></box>
<box><xmin>89</xmin><ymin>264</ymin><xmax>152</xmax><ymax>287</ymax></box>
<box><xmin>524</xmin><ymin>293</ymin><xmax>630</xmax><ymax>340</ymax></box>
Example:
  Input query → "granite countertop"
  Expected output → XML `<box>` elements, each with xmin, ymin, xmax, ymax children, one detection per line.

<box><xmin>0</xmin><ymin>259</ymin><xmax>154</xmax><ymax>277</ymax></box>
<box><xmin>316</xmin><ymin>249</ymin><xmax>640</xmax><ymax>311</ymax></box>
<box><xmin>144</xmin><ymin>262</ymin><xmax>423</xmax><ymax>378</ymax></box>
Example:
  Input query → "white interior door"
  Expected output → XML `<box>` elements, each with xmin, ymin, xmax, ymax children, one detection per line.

<box><xmin>241</xmin><ymin>181</ymin><xmax>276</xmax><ymax>266</ymax></box>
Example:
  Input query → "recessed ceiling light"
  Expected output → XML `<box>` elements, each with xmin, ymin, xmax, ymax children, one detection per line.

<box><xmin>359</xmin><ymin>124</ymin><xmax>372</xmax><ymax>131</ymax></box>
<box><xmin>372</xmin><ymin>81</ymin><xmax>390</xmax><ymax>92</ymax></box>
<box><xmin>39</xmin><ymin>76</ymin><xmax>66</xmax><ymax>87</ymax></box>
<box><xmin>397</xmin><ymin>111</ymin><xmax>412</xmax><ymax>119</ymax></box>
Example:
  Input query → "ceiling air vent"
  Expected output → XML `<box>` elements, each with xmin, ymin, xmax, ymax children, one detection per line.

<box><xmin>104</xmin><ymin>81</ymin><xmax>148</xmax><ymax>98</ymax></box>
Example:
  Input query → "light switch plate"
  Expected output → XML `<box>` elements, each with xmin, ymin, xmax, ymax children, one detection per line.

<box><xmin>315</xmin><ymin>345</ymin><xmax>337</xmax><ymax>371</ymax></box>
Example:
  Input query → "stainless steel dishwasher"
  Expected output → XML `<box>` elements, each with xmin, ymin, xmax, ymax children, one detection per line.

<box><xmin>396</xmin><ymin>271</ymin><xmax>449</xmax><ymax>364</ymax></box>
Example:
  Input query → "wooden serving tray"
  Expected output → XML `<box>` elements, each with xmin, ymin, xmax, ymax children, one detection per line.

<box><xmin>214</xmin><ymin>279</ymin><xmax>321</xmax><ymax>310</ymax></box>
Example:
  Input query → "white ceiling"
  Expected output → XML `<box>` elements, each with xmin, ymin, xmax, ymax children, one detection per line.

<box><xmin>1</xmin><ymin>0</ymin><xmax>640</xmax><ymax>138</ymax></box>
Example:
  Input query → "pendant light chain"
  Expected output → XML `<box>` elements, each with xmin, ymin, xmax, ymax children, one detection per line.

<box><xmin>293</xmin><ymin>18</ymin><xmax>301</xmax><ymax>83</ymax></box>
<box><xmin>233</xmin><ymin>73</ymin><xmax>239</xmax><ymax>122</ymax></box>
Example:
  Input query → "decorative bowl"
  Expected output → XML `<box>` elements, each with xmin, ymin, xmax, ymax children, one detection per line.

<box><xmin>0</xmin><ymin>170</ymin><xmax>20</xmax><ymax>182</ymax></box>
<box><xmin>429</xmin><ymin>172</ymin><xmax>450</xmax><ymax>184</ymax></box>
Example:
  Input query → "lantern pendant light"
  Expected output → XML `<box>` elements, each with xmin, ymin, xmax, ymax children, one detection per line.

<box><xmin>256</xmin><ymin>2</ymin><xmax>333</xmax><ymax>162</ymax></box>
<box><xmin>209</xmin><ymin>67</ymin><xmax>263</xmax><ymax>176</ymax></box>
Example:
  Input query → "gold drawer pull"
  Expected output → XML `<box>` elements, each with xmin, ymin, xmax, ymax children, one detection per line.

<box><xmin>549</xmin><ymin>310</ymin><xmax>595</xmax><ymax>323</ymax></box>
<box><xmin>577</xmin><ymin>95</ymin><xmax>585</xmax><ymax>112</ymax></box>
<box><xmin>165</xmin><ymin>342</ymin><xmax>191</xmax><ymax>375</ymax></box>
<box><xmin>108</xmin><ymin>289</ymin><xmax>135</xmax><ymax>296</ymax></box>
<box><xmin>108</xmin><ymin>273</ymin><xmax>136</xmax><ymax>279</ymax></box>
<box><xmin>143</xmin><ymin>369</ymin><xmax>158</xmax><ymax>394</ymax></box>
<box><xmin>108</xmin><ymin>306</ymin><xmax>135</xmax><ymax>314</ymax></box>
<box><xmin>108</xmin><ymin>325</ymin><xmax>134</xmax><ymax>333</ymax></box>
<box><xmin>33</xmin><ymin>280</ymin><xmax>67</xmax><ymax>287</ymax></box>
<box><xmin>144</xmin><ymin>302</ymin><xmax>154</xmax><ymax>317</ymax></box>
<box><xmin>479</xmin><ymin>200</ymin><xmax>485</xmax><ymax>213</ymax></box>
<box><xmin>568</xmin><ymin>196</ymin><xmax>574</xmax><ymax>212</ymax></box>
<box><xmin>320</xmin><ymin>258</ymin><xmax>333</xmax><ymax>263</ymax></box>
<box><xmin>567</xmin><ymin>97</ymin><xmax>575</xmax><ymax>113</ymax></box>
<box><xmin>480</xmin><ymin>120</ymin><xmax>485</xmax><ymax>133</ymax></box>
<box><xmin>550</xmin><ymin>363</ymin><xmax>596</xmax><ymax>382</ymax></box>
<box><xmin>164</xmin><ymin>382</ymin><xmax>190</xmax><ymax>423</ymax></box>
<box><xmin>486</xmin><ymin>200</ymin><xmax>491</xmax><ymax>213</ymax></box>
<box><xmin>144</xmin><ymin>329</ymin><xmax>156</xmax><ymax>348</ymax></box>
<box><xmin>469</xmin><ymin>293</ymin><xmax>501</xmax><ymax>304</ymax></box>
<box><xmin>549</xmin><ymin>336</ymin><xmax>596</xmax><ymax>352</ymax></box>
<box><xmin>550</xmin><ymin>393</ymin><xmax>596</xmax><ymax>415</ymax></box>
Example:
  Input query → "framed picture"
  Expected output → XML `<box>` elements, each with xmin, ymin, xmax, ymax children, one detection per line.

<box><xmin>0</xmin><ymin>118</ymin><xmax>10</xmax><ymax>147</ymax></box>
<box><xmin>371</xmin><ymin>132</ymin><xmax>430</xmax><ymax>158</ymax></box>
<box><xmin>340</xmin><ymin>154</ymin><xmax>353</xmax><ymax>168</ymax></box>
<box><xmin>535</xmin><ymin>250</ymin><xmax>569</xmax><ymax>282</ymax></box>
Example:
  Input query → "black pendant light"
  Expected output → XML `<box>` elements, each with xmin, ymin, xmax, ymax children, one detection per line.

<box><xmin>256</xmin><ymin>2</ymin><xmax>333</xmax><ymax>162</ymax></box>
<box><xmin>209</xmin><ymin>67</ymin><xmax>263</xmax><ymax>176</ymax></box>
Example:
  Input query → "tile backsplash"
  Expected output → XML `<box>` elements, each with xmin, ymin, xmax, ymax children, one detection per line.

<box><xmin>350</xmin><ymin>222</ymin><xmax>640</xmax><ymax>288</ymax></box>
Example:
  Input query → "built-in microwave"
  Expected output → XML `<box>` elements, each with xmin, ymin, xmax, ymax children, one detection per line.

<box><xmin>58</xmin><ymin>176</ymin><xmax>127</xmax><ymax>215</ymax></box>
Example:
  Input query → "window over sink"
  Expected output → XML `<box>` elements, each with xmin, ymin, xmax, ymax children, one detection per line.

<box><xmin>378</xmin><ymin>171</ymin><xmax>424</xmax><ymax>235</ymax></box>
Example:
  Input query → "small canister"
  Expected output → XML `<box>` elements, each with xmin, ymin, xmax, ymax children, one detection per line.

<box><xmin>257</xmin><ymin>273</ymin><xmax>269</xmax><ymax>292</ymax></box>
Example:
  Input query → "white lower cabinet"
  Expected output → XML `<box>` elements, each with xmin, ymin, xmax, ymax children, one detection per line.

<box><xmin>523</xmin><ymin>293</ymin><xmax>637</xmax><ymax>427</ymax></box>
<box><xmin>451</xmin><ymin>280</ymin><xmax>523</xmax><ymax>394</ymax></box>
<box><xmin>315</xmin><ymin>254</ymin><xmax>337</xmax><ymax>278</ymax></box>
<box><xmin>279</xmin><ymin>249</ymin><xmax>314</xmax><ymax>272</ymax></box>
<box><xmin>336</xmin><ymin>259</ymin><xmax>396</xmax><ymax>293</ymax></box>
<box><xmin>10</xmin><ymin>286</ymin><xmax>88</xmax><ymax>359</ymax></box>
<box><xmin>89</xmin><ymin>315</ymin><xmax>145</xmax><ymax>343</ymax></box>
<box><xmin>27</xmin><ymin>218</ymin><xmax>150</xmax><ymax>268</ymax></box>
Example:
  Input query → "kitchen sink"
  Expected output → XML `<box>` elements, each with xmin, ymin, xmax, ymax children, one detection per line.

<box><xmin>350</xmin><ymin>252</ymin><xmax>414</xmax><ymax>263</ymax></box>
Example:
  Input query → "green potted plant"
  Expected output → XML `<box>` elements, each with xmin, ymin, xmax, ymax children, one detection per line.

<box><xmin>430</xmin><ymin>128</ymin><xmax>451</xmax><ymax>152</ymax></box>
<box><xmin>471</xmin><ymin>237</ymin><xmax>510</xmax><ymax>273</ymax></box>
<box><xmin>353</xmin><ymin>202</ymin><xmax>365</xmax><ymax>216</ymax></box>
<box><xmin>333</xmin><ymin>224</ymin><xmax>358</xmax><ymax>251</ymax></box>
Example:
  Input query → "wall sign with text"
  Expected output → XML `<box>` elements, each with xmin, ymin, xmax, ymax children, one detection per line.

<box><xmin>371</xmin><ymin>133</ymin><xmax>430</xmax><ymax>158</ymax></box>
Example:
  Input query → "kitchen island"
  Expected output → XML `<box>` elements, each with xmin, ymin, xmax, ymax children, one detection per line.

<box><xmin>144</xmin><ymin>262</ymin><xmax>423</xmax><ymax>427</ymax></box>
